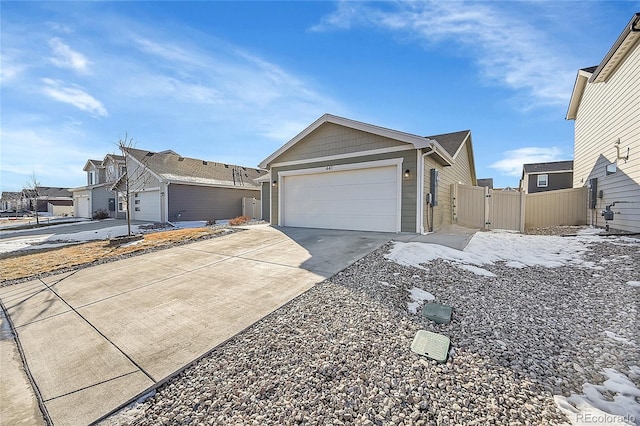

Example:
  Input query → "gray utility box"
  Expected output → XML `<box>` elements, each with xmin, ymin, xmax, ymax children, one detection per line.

<box><xmin>422</xmin><ymin>303</ymin><xmax>453</xmax><ymax>324</ymax></box>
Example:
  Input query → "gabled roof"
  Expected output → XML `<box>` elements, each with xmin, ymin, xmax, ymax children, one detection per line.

<box><xmin>567</xmin><ymin>13</ymin><xmax>640</xmax><ymax>120</ymax></box>
<box><xmin>522</xmin><ymin>160</ymin><xmax>573</xmax><ymax>174</ymax></box>
<box><xmin>83</xmin><ymin>159</ymin><xmax>104</xmax><ymax>172</ymax></box>
<box><xmin>123</xmin><ymin>148</ymin><xmax>267</xmax><ymax>189</ymax></box>
<box><xmin>22</xmin><ymin>187</ymin><xmax>73</xmax><ymax>198</ymax></box>
<box><xmin>425</xmin><ymin>130</ymin><xmax>471</xmax><ymax>158</ymax></box>
<box><xmin>259</xmin><ymin>114</ymin><xmax>457</xmax><ymax>169</ymax></box>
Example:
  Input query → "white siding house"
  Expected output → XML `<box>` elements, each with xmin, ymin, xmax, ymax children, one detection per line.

<box><xmin>566</xmin><ymin>13</ymin><xmax>640</xmax><ymax>232</ymax></box>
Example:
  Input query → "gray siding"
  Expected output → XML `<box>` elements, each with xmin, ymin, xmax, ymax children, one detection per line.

<box><xmin>261</xmin><ymin>182</ymin><xmax>270</xmax><ymax>222</ymax></box>
<box><xmin>527</xmin><ymin>172</ymin><xmax>573</xmax><ymax>194</ymax></box>
<box><xmin>91</xmin><ymin>186</ymin><xmax>115</xmax><ymax>218</ymax></box>
<box><xmin>268</xmin><ymin>123</ymin><xmax>408</xmax><ymax>166</ymax></box>
<box><xmin>272</xmin><ymin>150</ymin><xmax>417</xmax><ymax>232</ymax></box>
<box><xmin>168</xmin><ymin>184</ymin><xmax>260</xmax><ymax>222</ymax></box>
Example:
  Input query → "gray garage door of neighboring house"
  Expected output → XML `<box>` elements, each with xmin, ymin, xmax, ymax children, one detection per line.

<box><xmin>131</xmin><ymin>190</ymin><xmax>161</xmax><ymax>222</ymax></box>
<box><xmin>280</xmin><ymin>161</ymin><xmax>401</xmax><ymax>232</ymax></box>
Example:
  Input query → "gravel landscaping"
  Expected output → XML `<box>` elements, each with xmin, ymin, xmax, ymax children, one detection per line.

<box><xmin>104</xmin><ymin>228</ymin><xmax>639</xmax><ymax>425</ymax></box>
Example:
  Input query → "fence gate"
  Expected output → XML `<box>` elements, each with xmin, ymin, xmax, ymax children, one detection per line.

<box><xmin>242</xmin><ymin>197</ymin><xmax>262</xmax><ymax>220</ymax></box>
<box><xmin>452</xmin><ymin>184</ymin><xmax>587</xmax><ymax>232</ymax></box>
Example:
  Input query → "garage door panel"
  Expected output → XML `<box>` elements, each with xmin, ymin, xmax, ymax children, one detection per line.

<box><xmin>132</xmin><ymin>191</ymin><xmax>161</xmax><ymax>222</ymax></box>
<box><xmin>282</xmin><ymin>165</ymin><xmax>399</xmax><ymax>232</ymax></box>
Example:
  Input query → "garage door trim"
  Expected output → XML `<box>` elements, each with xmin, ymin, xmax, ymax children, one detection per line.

<box><xmin>277</xmin><ymin>158</ymin><xmax>403</xmax><ymax>232</ymax></box>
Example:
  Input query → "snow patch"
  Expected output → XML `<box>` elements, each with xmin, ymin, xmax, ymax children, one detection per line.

<box><xmin>554</xmin><ymin>367</ymin><xmax>640</xmax><ymax>425</ymax></box>
<box><xmin>385</xmin><ymin>231</ymin><xmax>614</xmax><ymax>273</ymax></box>
<box><xmin>379</xmin><ymin>281</ymin><xmax>398</xmax><ymax>288</ymax></box>
<box><xmin>603</xmin><ymin>331</ymin><xmax>636</xmax><ymax>346</ymax></box>
<box><xmin>627</xmin><ymin>281</ymin><xmax>640</xmax><ymax>288</ymax></box>
<box><xmin>407</xmin><ymin>287</ymin><xmax>435</xmax><ymax>314</ymax></box>
<box><xmin>456</xmin><ymin>264</ymin><xmax>496</xmax><ymax>277</ymax></box>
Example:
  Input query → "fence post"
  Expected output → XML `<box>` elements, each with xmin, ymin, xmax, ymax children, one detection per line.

<box><xmin>484</xmin><ymin>186</ymin><xmax>491</xmax><ymax>230</ymax></box>
<box><xmin>519</xmin><ymin>191</ymin><xmax>526</xmax><ymax>233</ymax></box>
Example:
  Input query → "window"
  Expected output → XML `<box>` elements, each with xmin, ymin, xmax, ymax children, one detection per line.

<box><xmin>89</xmin><ymin>171</ymin><xmax>95</xmax><ymax>185</ymax></box>
<box><xmin>134</xmin><ymin>199</ymin><xmax>140</xmax><ymax>204</ymax></box>
<box><xmin>606</xmin><ymin>162</ymin><xmax>617</xmax><ymax>175</ymax></box>
<box><xmin>537</xmin><ymin>174</ymin><xmax>548</xmax><ymax>187</ymax></box>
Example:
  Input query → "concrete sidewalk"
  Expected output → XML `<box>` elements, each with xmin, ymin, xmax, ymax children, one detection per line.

<box><xmin>0</xmin><ymin>225</ymin><xmax>394</xmax><ymax>425</ymax></box>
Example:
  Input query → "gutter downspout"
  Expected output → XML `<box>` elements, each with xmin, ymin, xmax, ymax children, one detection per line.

<box><xmin>418</xmin><ymin>146</ymin><xmax>436</xmax><ymax>234</ymax></box>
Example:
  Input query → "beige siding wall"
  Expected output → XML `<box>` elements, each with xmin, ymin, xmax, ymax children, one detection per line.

<box><xmin>268</xmin><ymin>123</ymin><xmax>407</xmax><ymax>166</ymax></box>
<box><xmin>423</xmin><ymin>143</ymin><xmax>474</xmax><ymax>230</ymax></box>
<box><xmin>272</xmin><ymin>150</ymin><xmax>418</xmax><ymax>232</ymax></box>
<box><xmin>573</xmin><ymin>41</ymin><xmax>640</xmax><ymax>232</ymax></box>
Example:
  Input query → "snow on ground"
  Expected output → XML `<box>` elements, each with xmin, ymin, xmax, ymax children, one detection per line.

<box><xmin>386</xmin><ymin>231</ymin><xmax>604</xmax><ymax>271</ymax></box>
<box><xmin>0</xmin><ymin>235</ymin><xmax>52</xmax><ymax>254</ymax></box>
<box><xmin>627</xmin><ymin>281</ymin><xmax>640</xmax><ymax>288</ymax></box>
<box><xmin>406</xmin><ymin>287</ymin><xmax>435</xmax><ymax>314</ymax></box>
<box><xmin>555</xmin><ymin>367</ymin><xmax>640</xmax><ymax>425</ymax></box>
<box><xmin>0</xmin><ymin>223</ymin><xmax>145</xmax><ymax>254</ymax></box>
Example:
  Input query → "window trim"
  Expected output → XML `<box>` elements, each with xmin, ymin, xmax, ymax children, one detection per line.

<box><xmin>537</xmin><ymin>174</ymin><xmax>548</xmax><ymax>187</ymax></box>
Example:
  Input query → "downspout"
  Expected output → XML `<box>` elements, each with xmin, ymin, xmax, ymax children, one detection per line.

<box><xmin>418</xmin><ymin>146</ymin><xmax>436</xmax><ymax>234</ymax></box>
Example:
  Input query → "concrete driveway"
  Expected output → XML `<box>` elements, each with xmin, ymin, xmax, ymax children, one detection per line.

<box><xmin>0</xmin><ymin>225</ymin><xmax>394</xmax><ymax>425</ymax></box>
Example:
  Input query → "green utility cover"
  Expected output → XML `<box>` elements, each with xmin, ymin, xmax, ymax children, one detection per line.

<box><xmin>411</xmin><ymin>330</ymin><xmax>450</xmax><ymax>363</ymax></box>
<box><xmin>422</xmin><ymin>303</ymin><xmax>453</xmax><ymax>324</ymax></box>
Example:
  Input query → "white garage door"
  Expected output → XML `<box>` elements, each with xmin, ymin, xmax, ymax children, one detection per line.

<box><xmin>75</xmin><ymin>196</ymin><xmax>90</xmax><ymax>218</ymax></box>
<box><xmin>131</xmin><ymin>190</ymin><xmax>161</xmax><ymax>222</ymax></box>
<box><xmin>281</xmin><ymin>165</ymin><xmax>399</xmax><ymax>232</ymax></box>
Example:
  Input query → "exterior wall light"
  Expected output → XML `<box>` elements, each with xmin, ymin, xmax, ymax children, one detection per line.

<box><xmin>272</xmin><ymin>180</ymin><xmax>277</xmax><ymax>187</ymax></box>
<box><xmin>404</xmin><ymin>169</ymin><xmax>411</xmax><ymax>179</ymax></box>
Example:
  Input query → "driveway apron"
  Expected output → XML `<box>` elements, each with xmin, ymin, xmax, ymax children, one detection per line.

<box><xmin>0</xmin><ymin>225</ymin><xmax>392</xmax><ymax>425</ymax></box>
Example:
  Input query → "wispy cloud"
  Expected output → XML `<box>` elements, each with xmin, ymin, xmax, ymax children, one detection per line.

<box><xmin>489</xmin><ymin>147</ymin><xmax>563</xmax><ymax>176</ymax></box>
<box><xmin>48</xmin><ymin>37</ymin><xmax>91</xmax><ymax>74</ymax></box>
<box><xmin>312</xmin><ymin>1</ymin><xmax>576</xmax><ymax>109</ymax></box>
<box><xmin>41</xmin><ymin>78</ymin><xmax>108</xmax><ymax>117</ymax></box>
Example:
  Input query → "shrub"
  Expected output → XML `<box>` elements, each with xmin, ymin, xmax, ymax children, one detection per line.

<box><xmin>229</xmin><ymin>215</ymin><xmax>251</xmax><ymax>226</ymax></box>
<box><xmin>92</xmin><ymin>209</ymin><xmax>109</xmax><ymax>220</ymax></box>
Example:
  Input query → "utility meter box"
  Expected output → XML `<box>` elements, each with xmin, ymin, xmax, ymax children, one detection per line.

<box><xmin>429</xmin><ymin>168</ymin><xmax>439</xmax><ymax>206</ymax></box>
<box><xmin>602</xmin><ymin>206</ymin><xmax>614</xmax><ymax>221</ymax></box>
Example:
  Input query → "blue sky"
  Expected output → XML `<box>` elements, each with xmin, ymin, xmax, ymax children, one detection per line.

<box><xmin>1</xmin><ymin>1</ymin><xmax>638</xmax><ymax>193</ymax></box>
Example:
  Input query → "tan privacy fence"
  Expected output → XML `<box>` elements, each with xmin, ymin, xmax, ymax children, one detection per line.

<box><xmin>452</xmin><ymin>184</ymin><xmax>588</xmax><ymax>231</ymax></box>
<box><xmin>242</xmin><ymin>197</ymin><xmax>262</xmax><ymax>220</ymax></box>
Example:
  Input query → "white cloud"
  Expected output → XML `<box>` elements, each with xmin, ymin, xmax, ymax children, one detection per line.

<box><xmin>41</xmin><ymin>78</ymin><xmax>107</xmax><ymax>117</ymax></box>
<box><xmin>489</xmin><ymin>147</ymin><xmax>563</xmax><ymax>176</ymax></box>
<box><xmin>312</xmin><ymin>1</ymin><xmax>576</xmax><ymax>109</ymax></box>
<box><xmin>48</xmin><ymin>37</ymin><xmax>91</xmax><ymax>74</ymax></box>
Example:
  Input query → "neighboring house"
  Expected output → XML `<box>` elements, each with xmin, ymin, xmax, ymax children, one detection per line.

<box><xmin>47</xmin><ymin>199</ymin><xmax>74</xmax><ymax>216</ymax></box>
<box><xmin>519</xmin><ymin>161</ymin><xmax>573</xmax><ymax>194</ymax></box>
<box><xmin>566</xmin><ymin>12</ymin><xmax>640</xmax><ymax>232</ymax></box>
<box><xmin>111</xmin><ymin>148</ymin><xmax>267</xmax><ymax>222</ymax></box>
<box><xmin>71</xmin><ymin>154</ymin><xmax>127</xmax><ymax>219</ymax></box>
<box><xmin>477</xmin><ymin>178</ymin><xmax>493</xmax><ymax>189</ymax></box>
<box><xmin>21</xmin><ymin>187</ymin><xmax>73</xmax><ymax>212</ymax></box>
<box><xmin>258</xmin><ymin>114</ymin><xmax>477</xmax><ymax>233</ymax></box>
<box><xmin>1</xmin><ymin>192</ymin><xmax>21</xmax><ymax>211</ymax></box>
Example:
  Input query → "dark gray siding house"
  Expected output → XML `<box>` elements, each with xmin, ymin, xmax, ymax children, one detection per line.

<box><xmin>520</xmin><ymin>161</ymin><xmax>573</xmax><ymax>194</ymax></box>
<box><xmin>119</xmin><ymin>148</ymin><xmax>267</xmax><ymax>222</ymax></box>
